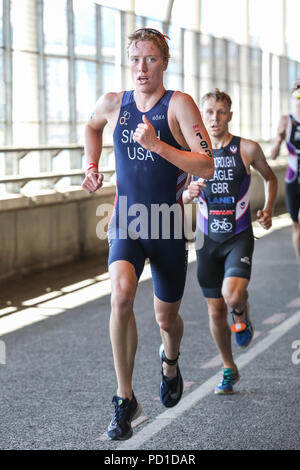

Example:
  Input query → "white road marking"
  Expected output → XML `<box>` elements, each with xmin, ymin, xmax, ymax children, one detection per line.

<box><xmin>200</xmin><ymin>354</ymin><xmax>222</xmax><ymax>369</ymax></box>
<box><xmin>200</xmin><ymin>331</ymin><xmax>262</xmax><ymax>369</ymax></box>
<box><xmin>263</xmin><ymin>313</ymin><xmax>287</xmax><ymax>324</ymax></box>
<box><xmin>286</xmin><ymin>297</ymin><xmax>300</xmax><ymax>308</ymax></box>
<box><xmin>117</xmin><ymin>310</ymin><xmax>300</xmax><ymax>450</ymax></box>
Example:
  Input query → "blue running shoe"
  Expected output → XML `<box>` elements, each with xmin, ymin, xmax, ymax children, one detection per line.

<box><xmin>231</xmin><ymin>302</ymin><xmax>254</xmax><ymax>348</ymax></box>
<box><xmin>106</xmin><ymin>392</ymin><xmax>142</xmax><ymax>440</ymax></box>
<box><xmin>159</xmin><ymin>344</ymin><xmax>183</xmax><ymax>408</ymax></box>
<box><xmin>215</xmin><ymin>367</ymin><xmax>240</xmax><ymax>394</ymax></box>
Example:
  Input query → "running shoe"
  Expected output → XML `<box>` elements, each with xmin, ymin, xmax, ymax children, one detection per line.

<box><xmin>159</xmin><ymin>344</ymin><xmax>183</xmax><ymax>408</ymax></box>
<box><xmin>215</xmin><ymin>367</ymin><xmax>240</xmax><ymax>394</ymax></box>
<box><xmin>106</xmin><ymin>392</ymin><xmax>142</xmax><ymax>440</ymax></box>
<box><xmin>231</xmin><ymin>302</ymin><xmax>254</xmax><ymax>348</ymax></box>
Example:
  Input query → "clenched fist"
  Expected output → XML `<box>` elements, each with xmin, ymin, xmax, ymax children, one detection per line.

<box><xmin>82</xmin><ymin>168</ymin><xmax>104</xmax><ymax>193</ymax></box>
<box><xmin>133</xmin><ymin>115</ymin><xmax>159</xmax><ymax>151</ymax></box>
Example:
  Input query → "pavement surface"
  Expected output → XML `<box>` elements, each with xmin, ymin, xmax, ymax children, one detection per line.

<box><xmin>0</xmin><ymin>215</ymin><xmax>299</xmax><ymax>454</ymax></box>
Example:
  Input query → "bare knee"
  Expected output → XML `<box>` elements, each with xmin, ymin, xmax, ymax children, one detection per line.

<box><xmin>293</xmin><ymin>223</ymin><xmax>300</xmax><ymax>239</ymax></box>
<box><xmin>155</xmin><ymin>297</ymin><xmax>181</xmax><ymax>334</ymax></box>
<box><xmin>208</xmin><ymin>302</ymin><xmax>227</xmax><ymax>326</ymax></box>
<box><xmin>156</xmin><ymin>312</ymin><xmax>177</xmax><ymax>334</ymax></box>
<box><xmin>111</xmin><ymin>284</ymin><xmax>135</xmax><ymax>323</ymax></box>
<box><xmin>222</xmin><ymin>287</ymin><xmax>246</xmax><ymax>311</ymax></box>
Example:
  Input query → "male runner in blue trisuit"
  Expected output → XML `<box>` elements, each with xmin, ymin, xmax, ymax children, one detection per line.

<box><xmin>183</xmin><ymin>89</ymin><xmax>277</xmax><ymax>394</ymax></box>
<box><xmin>82</xmin><ymin>29</ymin><xmax>213</xmax><ymax>440</ymax></box>
<box><xmin>271</xmin><ymin>80</ymin><xmax>300</xmax><ymax>288</ymax></box>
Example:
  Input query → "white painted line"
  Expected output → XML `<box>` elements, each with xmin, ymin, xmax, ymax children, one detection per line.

<box><xmin>117</xmin><ymin>309</ymin><xmax>300</xmax><ymax>450</ymax></box>
<box><xmin>287</xmin><ymin>297</ymin><xmax>300</xmax><ymax>309</ymax></box>
<box><xmin>200</xmin><ymin>354</ymin><xmax>222</xmax><ymax>369</ymax></box>
<box><xmin>200</xmin><ymin>331</ymin><xmax>262</xmax><ymax>369</ymax></box>
<box><xmin>253</xmin><ymin>330</ymin><xmax>262</xmax><ymax>340</ymax></box>
<box><xmin>263</xmin><ymin>313</ymin><xmax>287</xmax><ymax>324</ymax></box>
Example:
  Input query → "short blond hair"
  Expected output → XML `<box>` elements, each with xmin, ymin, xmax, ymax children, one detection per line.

<box><xmin>127</xmin><ymin>28</ymin><xmax>170</xmax><ymax>63</ymax></box>
<box><xmin>201</xmin><ymin>88</ymin><xmax>232</xmax><ymax>110</ymax></box>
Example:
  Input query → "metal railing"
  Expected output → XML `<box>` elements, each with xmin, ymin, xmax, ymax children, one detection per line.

<box><xmin>0</xmin><ymin>144</ymin><xmax>115</xmax><ymax>193</ymax></box>
<box><xmin>0</xmin><ymin>139</ymin><xmax>284</xmax><ymax>195</ymax></box>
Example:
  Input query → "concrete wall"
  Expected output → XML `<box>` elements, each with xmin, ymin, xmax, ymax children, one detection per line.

<box><xmin>0</xmin><ymin>159</ymin><xmax>288</xmax><ymax>283</ymax></box>
<box><xmin>0</xmin><ymin>184</ymin><xmax>115</xmax><ymax>282</ymax></box>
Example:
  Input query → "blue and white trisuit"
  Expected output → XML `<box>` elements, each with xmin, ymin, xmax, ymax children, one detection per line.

<box><xmin>108</xmin><ymin>90</ymin><xmax>188</xmax><ymax>302</ymax></box>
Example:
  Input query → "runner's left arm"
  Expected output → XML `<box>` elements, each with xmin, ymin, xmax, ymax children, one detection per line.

<box><xmin>244</xmin><ymin>140</ymin><xmax>278</xmax><ymax>230</ymax></box>
<box><xmin>133</xmin><ymin>93</ymin><xmax>214</xmax><ymax>179</ymax></box>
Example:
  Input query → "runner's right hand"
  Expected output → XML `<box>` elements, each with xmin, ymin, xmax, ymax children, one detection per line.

<box><xmin>186</xmin><ymin>179</ymin><xmax>206</xmax><ymax>201</ymax></box>
<box><xmin>82</xmin><ymin>169</ymin><xmax>104</xmax><ymax>193</ymax></box>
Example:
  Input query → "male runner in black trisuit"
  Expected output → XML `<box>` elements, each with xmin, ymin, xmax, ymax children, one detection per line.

<box><xmin>271</xmin><ymin>80</ymin><xmax>300</xmax><ymax>287</ymax></box>
<box><xmin>183</xmin><ymin>89</ymin><xmax>277</xmax><ymax>393</ymax></box>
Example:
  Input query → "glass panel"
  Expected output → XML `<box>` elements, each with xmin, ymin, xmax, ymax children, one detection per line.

<box><xmin>288</xmin><ymin>60</ymin><xmax>297</xmax><ymax>89</ymax></box>
<box><xmin>251</xmin><ymin>86</ymin><xmax>261</xmax><ymax>138</ymax></box>
<box><xmin>166</xmin><ymin>73</ymin><xmax>181</xmax><ymax>91</ymax></box>
<box><xmin>134</xmin><ymin>15</ymin><xmax>144</xmax><ymax>31</ymax></box>
<box><xmin>135</xmin><ymin>0</ymin><xmax>169</xmax><ymax>21</ymax></box>
<box><xmin>228</xmin><ymin>42</ymin><xmax>239</xmax><ymax>83</ymax></box>
<box><xmin>102</xmin><ymin>63</ymin><xmax>118</xmax><ymax>94</ymax></box>
<box><xmin>73</xmin><ymin>0</ymin><xmax>96</xmax><ymax>57</ymax></box>
<box><xmin>0</xmin><ymin>0</ymin><xmax>3</xmax><ymax>46</ymax></box>
<box><xmin>286</xmin><ymin>0</ymin><xmax>300</xmax><ymax>62</ymax></box>
<box><xmin>0</xmin><ymin>125</ymin><xmax>3</xmax><ymax>146</ymax></box>
<box><xmin>214</xmin><ymin>38</ymin><xmax>227</xmax><ymax>80</ymax></box>
<box><xmin>76</xmin><ymin>60</ymin><xmax>97</xmax><ymax>121</ymax></box>
<box><xmin>167</xmin><ymin>24</ymin><xmax>181</xmax><ymax>75</ymax></box>
<box><xmin>250</xmin><ymin>48</ymin><xmax>262</xmax><ymax>86</ymax></box>
<box><xmin>47</xmin><ymin>124</ymin><xmax>70</xmax><ymax>144</ymax></box>
<box><xmin>46</xmin><ymin>58</ymin><xmax>69</xmax><ymax>121</ymax></box>
<box><xmin>200</xmin><ymin>34</ymin><xmax>213</xmax><ymax>80</ymax></box>
<box><xmin>145</xmin><ymin>19</ymin><xmax>163</xmax><ymax>30</ymax></box>
<box><xmin>44</xmin><ymin>0</ymin><xmax>67</xmax><ymax>55</ymax></box>
<box><xmin>240</xmin><ymin>84</ymin><xmax>251</xmax><ymax>136</ymax></box>
<box><xmin>0</xmin><ymin>50</ymin><xmax>3</xmax><ymax>122</ymax></box>
<box><xmin>12</xmin><ymin>123</ymin><xmax>39</xmax><ymax>146</ymax></box>
<box><xmin>52</xmin><ymin>149</ymin><xmax>71</xmax><ymax>172</ymax></box>
<box><xmin>101</xmin><ymin>7</ymin><xmax>118</xmax><ymax>53</ymax></box>
<box><xmin>297</xmin><ymin>63</ymin><xmax>300</xmax><ymax>80</ymax></box>
<box><xmin>240</xmin><ymin>46</ymin><xmax>250</xmax><ymax>85</ymax></box>
<box><xmin>199</xmin><ymin>79</ymin><xmax>213</xmax><ymax>103</ymax></box>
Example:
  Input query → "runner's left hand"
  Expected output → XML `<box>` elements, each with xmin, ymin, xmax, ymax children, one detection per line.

<box><xmin>257</xmin><ymin>209</ymin><xmax>272</xmax><ymax>230</ymax></box>
<box><xmin>133</xmin><ymin>115</ymin><xmax>159</xmax><ymax>151</ymax></box>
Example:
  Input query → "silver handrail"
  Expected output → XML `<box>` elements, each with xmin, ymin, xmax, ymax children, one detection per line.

<box><xmin>0</xmin><ymin>144</ymin><xmax>115</xmax><ymax>192</ymax></box>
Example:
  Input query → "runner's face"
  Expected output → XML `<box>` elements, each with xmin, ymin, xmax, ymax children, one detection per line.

<box><xmin>128</xmin><ymin>40</ymin><xmax>167</xmax><ymax>92</ymax></box>
<box><xmin>202</xmin><ymin>98</ymin><xmax>232</xmax><ymax>138</ymax></box>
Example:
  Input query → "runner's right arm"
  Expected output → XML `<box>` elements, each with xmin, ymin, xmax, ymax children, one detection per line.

<box><xmin>82</xmin><ymin>93</ymin><xmax>120</xmax><ymax>193</ymax></box>
<box><xmin>270</xmin><ymin>115</ymin><xmax>288</xmax><ymax>160</ymax></box>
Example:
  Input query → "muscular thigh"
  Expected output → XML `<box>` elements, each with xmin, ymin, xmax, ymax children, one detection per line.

<box><xmin>223</xmin><ymin>227</ymin><xmax>254</xmax><ymax>280</ymax></box>
<box><xmin>108</xmin><ymin>237</ymin><xmax>146</xmax><ymax>280</ymax></box>
<box><xmin>196</xmin><ymin>236</ymin><xmax>225</xmax><ymax>298</ymax></box>
<box><xmin>146</xmin><ymin>239</ymin><xmax>188</xmax><ymax>303</ymax></box>
<box><xmin>286</xmin><ymin>181</ymin><xmax>300</xmax><ymax>222</ymax></box>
